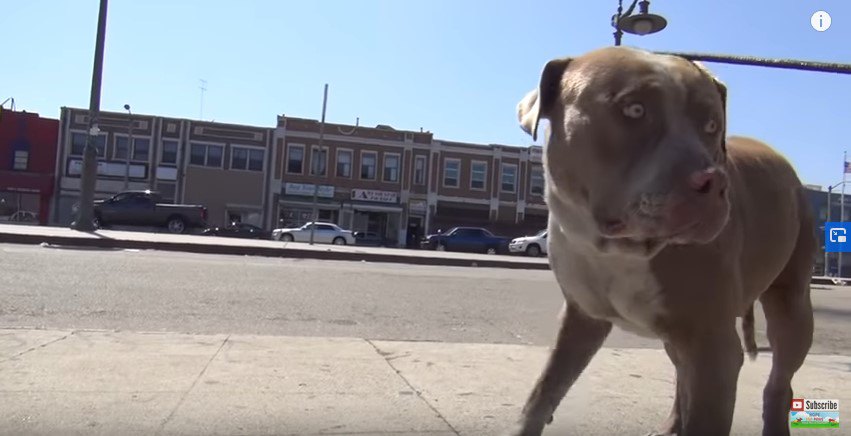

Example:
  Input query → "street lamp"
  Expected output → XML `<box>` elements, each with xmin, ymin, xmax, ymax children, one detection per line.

<box><xmin>123</xmin><ymin>104</ymin><xmax>132</xmax><ymax>191</ymax></box>
<box><xmin>308</xmin><ymin>84</ymin><xmax>329</xmax><ymax>246</ymax></box>
<box><xmin>612</xmin><ymin>0</ymin><xmax>668</xmax><ymax>46</ymax></box>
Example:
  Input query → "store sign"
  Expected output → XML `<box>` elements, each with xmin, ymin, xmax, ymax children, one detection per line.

<box><xmin>409</xmin><ymin>200</ymin><xmax>427</xmax><ymax>215</ymax></box>
<box><xmin>284</xmin><ymin>182</ymin><xmax>334</xmax><ymax>198</ymax></box>
<box><xmin>351</xmin><ymin>189</ymin><xmax>397</xmax><ymax>204</ymax></box>
<box><xmin>67</xmin><ymin>159</ymin><xmax>147</xmax><ymax>179</ymax></box>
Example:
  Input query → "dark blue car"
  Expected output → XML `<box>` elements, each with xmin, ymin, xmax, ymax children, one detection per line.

<box><xmin>420</xmin><ymin>226</ymin><xmax>510</xmax><ymax>254</ymax></box>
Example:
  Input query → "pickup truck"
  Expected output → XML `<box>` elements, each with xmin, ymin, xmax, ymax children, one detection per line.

<box><xmin>420</xmin><ymin>226</ymin><xmax>510</xmax><ymax>254</ymax></box>
<box><xmin>85</xmin><ymin>190</ymin><xmax>208</xmax><ymax>234</ymax></box>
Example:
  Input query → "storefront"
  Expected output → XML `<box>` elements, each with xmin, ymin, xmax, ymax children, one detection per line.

<box><xmin>406</xmin><ymin>199</ymin><xmax>428</xmax><ymax>248</ymax></box>
<box><xmin>277</xmin><ymin>182</ymin><xmax>339</xmax><ymax>228</ymax></box>
<box><xmin>431</xmin><ymin>201</ymin><xmax>491</xmax><ymax>234</ymax></box>
<box><xmin>344</xmin><ymin>189</ymin><xmax>403</xmax><ymax>246</ymax></box>
<box><xmin>0</xmin><ymin>187</ymin><xmax>49</xmax><ymax>224</ymax></box>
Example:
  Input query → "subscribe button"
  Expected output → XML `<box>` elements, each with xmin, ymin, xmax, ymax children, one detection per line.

<box><xmin>825</xmin><ymin>222</ymin><xmax>851</xmax><ymax>252</ymax></box>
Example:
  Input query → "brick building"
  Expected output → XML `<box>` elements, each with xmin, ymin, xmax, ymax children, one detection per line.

<box><xmin>0</xmin><ymin>109</ymin><xmax>59</xmax><ymax>225</ymax></box>
<box><xmin>52</xmin><ymin>107</ymin><xmax>273</xmax><ymax>228</ymax></box>
<box><xmin>50</xmin><ymin>108</ymin><xmax>548</xmax><ymax>244</ymax></box>
<box><xmin>272</xmin><ymin>116</ymin><xmax>547</xmax><ymax>246</ymax></box>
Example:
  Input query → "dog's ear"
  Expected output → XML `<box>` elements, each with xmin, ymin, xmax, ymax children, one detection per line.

<box><xmin>691</xmin><ymin>61</ymin><xmax>728</xmax><ymax>155</ymax></box>
<box><xmin>517</xmin><ymin>57</ymin><xmax>572</xmax><ymax>142</ymax></box>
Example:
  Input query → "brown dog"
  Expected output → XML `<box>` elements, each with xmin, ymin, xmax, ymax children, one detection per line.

<box><xmin>511</xmin><ymin>46</ymin><xmax>816</xmax><ymax>436</ymax></box>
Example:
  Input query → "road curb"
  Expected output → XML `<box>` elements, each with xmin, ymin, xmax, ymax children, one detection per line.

<box><xmin>0</xmin><ymin>231</ymin><xmax>551</xmax><ymax>270</ymax></box>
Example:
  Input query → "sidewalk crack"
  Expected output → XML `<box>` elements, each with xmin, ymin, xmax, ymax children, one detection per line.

<box><xmin>365</xmin><ymin>339</ymin><xmax>460</xmax><ymax>436</ymax></box>
<box><xmin>156</xmin><ymin>334</ymin><xmax>230</xmax><ymax>435</ymax></box>
<box><xmin>0</xmin><ymin>330</ymin><xmax>76</xmax><ymax>364</ymax></box>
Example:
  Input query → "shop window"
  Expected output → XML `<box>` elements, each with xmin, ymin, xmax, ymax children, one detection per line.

<box><xmin>13</xmin><ymin>150</ymin><xmax>28</xmax><ymax>171</ymax></box>
<box><xmin>470</xmin><ymin>161</ymin><xmax>487</xmax><ymax>190</ymax></box>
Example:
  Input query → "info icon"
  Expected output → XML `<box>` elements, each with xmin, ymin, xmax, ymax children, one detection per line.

<box><xmin>811</xmin><ymin>11</ymin><xmax>832</xmax><ymax>32</ymax></box>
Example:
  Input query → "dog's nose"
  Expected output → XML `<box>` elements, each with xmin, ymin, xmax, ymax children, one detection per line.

<box><xmin>688</xmin><ymin>168</ymin><xmax>720</xmax><ymax>195</ymax></box>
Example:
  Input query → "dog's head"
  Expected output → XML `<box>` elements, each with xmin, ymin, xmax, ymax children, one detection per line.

<box><xmin>518</xmin><ymin>46</ymin><xmax>730</xmax><ymax>257</ymax></box>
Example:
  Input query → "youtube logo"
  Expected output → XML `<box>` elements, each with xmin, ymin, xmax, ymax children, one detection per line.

<box><xmin>791</xmin><ymin>399</ymin><xmax>804</xmax><ymax>411</ymax></box>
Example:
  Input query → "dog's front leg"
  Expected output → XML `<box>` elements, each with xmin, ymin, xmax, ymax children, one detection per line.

<box><xmin>509</xmin><ymin>299</ymin><xmax>612</xmax><ymax>436</ymax></box>
<box><xmin>672</xmin><ymin>325</ymin><xmax>744</xmax><ymax>436</ymax></box>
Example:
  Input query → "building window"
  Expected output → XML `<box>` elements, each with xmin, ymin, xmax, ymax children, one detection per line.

<box><xmin>501</xmin><ymin>163</ymin><xmax>517</xmax><ymax>193</ymax></box>
<box><xmin>189</xmin><ymin>143</ymin><xmax>224</xmax><ymax>168</ymax></box>
<box><xmin>161</xmin><ymin>140</ymin><xmax>179</xmax><ymax>165</ymax></box>
<box><xmin>443</xmin><ymin>159</ymin><xmax>460</xmax><ymax>188</ymax></box>
<box><xmin>383</xmin><ymin>153</ymin><xmax>400</xmax><ymax>183</ymax></box>
<box><xmin>530</xmin><ymin>167</ymin><xmax>544</xmax><ymax>196</ymax></box>
<box><xmin>70</xmin><ymin>132</ymin><xmax>106</xmax><ymax>157</ymax></box>
<box><xmin>470</xmin><ymin>161</ymin><xmax>487</xmax><ymax>190</ymax></box>
<box><xmin>360</xmin><ymin>151</ymin><xmax>377</xmax><ymax>180</ymax></box>
<box><xmin>231</xmin><ymin>146</ymin><xmax>265</xmax><ymax>172</ymax></box>
<box><xmin>113</xmin><ymin>136</ymin><xmax>149</xmax><ymax>162</ymax></box>
<box><xmin>13</xmin><ymin>150</ymin><xmax>28</xmax><ymax>171</ymax></box>
<box><xmin>310</xmin><ymin>146</ymin><xmax>328</xmax><ymax>176</ymax></box>
<box><xmin>287</xmin><ymin>144</ymin><xmax>304</xmax><ymax>174</ymax></box>
<box><xmin>132</xmin><ymin>138</ymin><xmax>150</xmax><ymax>162</ymax></box>
<box><xmin>155</xmin><ymin>182</ymin><xmax>176</xmax><ymax>203</ymax></box>
<box><xmin>336</xmin><ymin>149</ymin><xmax>353</xmax><ymax>178</ymax></box>
<box><xmin>414</xmin><ymin>155</ymin><xmax>426</xmax><ymax>185</ymax></box>
<box><xmin>114</xmin><ymin>136</ymin><xmax>130</xmax><ymax>160</ymax></box>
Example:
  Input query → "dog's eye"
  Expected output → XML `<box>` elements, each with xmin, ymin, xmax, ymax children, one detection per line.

<box><xmin>622</xmin><ymin>103</ymin><xmax>645</xmax><ymax>119</ymax></box>
<box><xmin>704</xmin><ymin>119</ymin><xmax>718</xmax><ymax>134</ymax></box>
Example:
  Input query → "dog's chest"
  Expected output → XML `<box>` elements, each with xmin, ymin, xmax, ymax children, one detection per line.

<box><xmin>552</xmin><ymin>246</ymin><xmax>666</xmax><ymax>338</ymax></box>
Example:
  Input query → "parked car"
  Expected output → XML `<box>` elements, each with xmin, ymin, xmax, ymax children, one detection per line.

<box><xmin>353</xmin><ymin>231</ymin><xmax>393</xmax><ymax>247</ymax></box>
<box><xmin>420</xmin><ymin>226</ymin><xmax>510</xmax><ymax>254</ymax></box>
<box><xmin>509</xmin><ymin>229</ymin><xmax>548</xmax><ymax>257</ymax></box>
<box><xmin>271</xmin><ymin>221</ymin><xmax>356</xmax><ymax>245</ymax></box>
<box><xmin>83</xmin><ymin>190</ymin><xmax>207</xmax><ymax>234</ymax></box>
<box><xmin>202</xmin><ymin>222</ymin><xmax>270</xmax><ymax>239</ymax></box>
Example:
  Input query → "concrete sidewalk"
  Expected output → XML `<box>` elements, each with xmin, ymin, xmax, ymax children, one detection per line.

<box><xmin>0</xmin><ymin>328</ymin><xmax>847</xmax><ymax>435</ymax></box>
<box><xmin>0</xmin><ymin>224</ymin><xmax>549</xmax><ymax>270</ymax></box>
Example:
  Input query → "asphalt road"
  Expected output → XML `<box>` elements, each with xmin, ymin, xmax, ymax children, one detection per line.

<box><xmin>1</xmin><ymin>243</ymin><xmax>849</xmax><ymax>355</ymax></box>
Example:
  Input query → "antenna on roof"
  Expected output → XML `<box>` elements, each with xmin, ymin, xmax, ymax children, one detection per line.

<box><xmin>199</xmin><ymin>79</ymin><xmax>207</xmax><ymax>120</ymax></box>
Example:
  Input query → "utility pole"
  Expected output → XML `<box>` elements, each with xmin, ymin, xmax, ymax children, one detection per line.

<box><xmin>308</xmin><ymin>84</ymin><xmax>329</xmax><ymax>245</ymax></box>
<box><xmin>71</xmin><ymin>0</ymin><xmax>109</xmax><ymax>232</ymax></box>
<box><xmin>123</xmin><ymin>104</ymin><xmax>132</xmax><ymax>191</ymax></box>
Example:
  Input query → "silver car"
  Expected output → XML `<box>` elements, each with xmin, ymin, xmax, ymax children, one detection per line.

<box><xmin>271</xmin><ymin>222</ymin><xmax>356</xmax><ymax>245</ymax></box>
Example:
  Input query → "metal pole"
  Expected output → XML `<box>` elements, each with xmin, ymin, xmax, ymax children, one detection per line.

<box><xmin>71</xmin><ymin>0</ymin><xmax>109</xmax><ymax>232</ymax></box>
<box><xmin>841</xmin><ymin>151</ymin><xmax>847</xmax><ymax>278</ymax></box>
<box><xmin>308</xmin><ymin>83</ymin><xmax>329</xmax><ymax>246</ymax></box>
<box><xmin>825</xmin><ymin>186</ymin><xmax>832</xmax><ymax>275</ymax></box>
<box><xmin>123</xmin><ymin>105</ymin><xmax>132</xmax><ymax>191</ymax></box>
<box><xmin>652</xmin><ymin>51</ymin><xmax>851</xmax><ymax>76</ymax></box>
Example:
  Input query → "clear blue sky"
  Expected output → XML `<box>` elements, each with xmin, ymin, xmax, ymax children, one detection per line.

<box><xmin>2</xmin><ymin>0</ymin><xmax>849</xmax><ymax>189</ymax></box>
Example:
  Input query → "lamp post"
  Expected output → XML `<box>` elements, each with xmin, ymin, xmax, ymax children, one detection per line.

<box><xmin>612</xmin><ymin>0</ymin><xmax>667</xmax><ymax>46</ymax></box>
<box><xmin>308</xmin><ymin>84</ymin><xmax>329</xmax><ymax>246</ymax></box>
<box><xmin>71</xmin><ymin>0</ymin><xmax>109</xmax><ymax>231</ymax></box>
<box><xmin>123</xmin><ymin>104</ymin><xmax>132</xmax><ymax>191</ymax></box>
